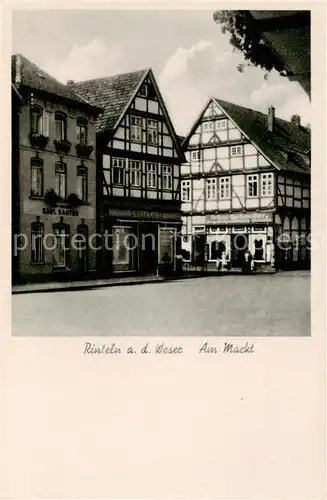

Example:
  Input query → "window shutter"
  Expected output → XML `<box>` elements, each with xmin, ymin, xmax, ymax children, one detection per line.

<box><xmin>42</xmin><ymin>112</ymin><xmax>50</xmax><ymax>137</ymax></box>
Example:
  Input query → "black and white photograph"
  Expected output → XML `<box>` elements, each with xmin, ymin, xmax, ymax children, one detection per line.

<box><xmin>11</xmin><ymin>9</ymin><xmax>311</xmax><ymax>336</ymax></box>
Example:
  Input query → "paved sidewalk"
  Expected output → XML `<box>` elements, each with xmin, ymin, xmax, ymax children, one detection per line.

<box><xmin>12</xmin><ymin>274</ymin><xmax>167</xmax><ymax>294</ymax></box>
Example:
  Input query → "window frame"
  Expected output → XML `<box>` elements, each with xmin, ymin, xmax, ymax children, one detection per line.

<box><xmin>139</xmin><ymin>84</ymin><xmax>148</xmax><ymax>98</ymax></box>
<box><xmin>147</xmin><ymin>119</ymin><xmax>158</xmax><ymax>145</ymax></box>
<box><xmin>216</xmin><ymin>119</ymin><xmax>227</xmax><ymax>130</ymax></box>
<box><xmin>219</xmin><ymin>176</ymin><xmax>231</xmax><ymax>200</ymax></box>
<box><xmin>247</xmin><ymin>174</ymin><xmax>259</xmax><ymax>198</ymax></box>
<box><xmin>55</xmin><ymin>161</ymin><xmax>67</xmax><ymax>200</ymax></box>
<box><xmin>77</xmin><ymin>166</ymin><xmax>88</xmax><ymax>202</ymax></box>
<box><xmin>206</xmin><ymin>178</ymin><xmax>217</xmax><ymax>201</ymax></box>
<box><xmin>55</xmin><ymin>112</ymin><xmax>67</xmax><ymax>141</ymax></box>
<box><xmin>261</xmin><ymin>173</ymin><xmax>274</xmax><ymax>197</ymax></box>
<box><xmin>129</xmin><ymin>160</ymin><xmax>142</xmax><ymax>187</ymax></box>
<box><xmin>30</xmin><ymin>105</ymin><xmax>43</xmax><ymax>135</ymax></box>
<box><xmin>30</xmin><ymin>157</ymin><xmax>44</xmax><ymax>197</ymax></box>
<box><xmin>162</xmin><ymin>165</ymin><xmax>172</xmax><ymax>190</ymax></box>
<box><xmin>181</xmin><ymin>180</ymin><xmax>191</xmax><ymax>202</ymax></box>
<box><xmin>76</xmin><ymin>118</ymin><xmax>88</xmax><ymax>146</ymax></box>
<box><xmin>146</xmin><ymin>162</ymin><xmax>158</xmax><ymax>189</ymax></box>
<box><xmin>191</xmin><ymin>150</ymin><xmax>201</xmax><ymax>161</ymax></box>
<box><xmin>112</xmin><ymin>158</ymin><xmax>125</xmax><ymax>186</ymax></box>
<box><xmin>31</xmin><ymin>222</ymin><xmax>44</xmax><ymax>263</ymax></box>
<box><xmin>130</xmin><ymin>116</ymin><xmax>142</xmax><ymax>142</ymax></box>
<box><xmin>230</xmin><ymin>145</ymin><xmax>243</xmax><ymax>157</ymax></box>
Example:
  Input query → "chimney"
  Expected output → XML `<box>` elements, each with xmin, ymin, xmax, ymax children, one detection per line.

<box><xmin>66</xmin><ymin>80</ymin><xmax>75</xmax><ymax>87</ymax></box>
<box><xmin>267</xmin><ymin>105</ymin><xmax>275</xmax><ymax>132</ymax></box>
<box><xmin>291</xmin><ymin>114</ymin><xmax>301</xmax><ymax>127</ymax></box>
<box><xmin>15</xmin><ymin>54</ymin><xmax>22</xmax><ymax>88</ymax></box>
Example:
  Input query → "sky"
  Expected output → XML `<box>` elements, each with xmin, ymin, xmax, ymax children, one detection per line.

<box><xmin>12</xmin><ymin>9</ymin><xmax>311</xmax><ymax>136</ymax></box>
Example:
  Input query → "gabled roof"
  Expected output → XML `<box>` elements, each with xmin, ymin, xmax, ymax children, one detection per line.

<box><xmin>11</xmin><ymin>54</ymin><xmax>102</xmax><ymax>111</ymax></box>
<box><xmin>72</xmin><ymin>69</ymin><xmax>185</xmax><ymax>161</ymax></box>
<box><xmin>183</xmin><ymin>97</ymin><xmax>310</xmax><ymax>174</ymax></box>
<box><xmin>72</xmin><ymin>69</ymin><xmax>148</xmax><ymax>134</ymax></box>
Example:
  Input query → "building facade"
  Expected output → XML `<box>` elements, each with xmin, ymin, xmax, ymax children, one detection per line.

<box><xmin>72</xmin><ymin>69</ymin><xmax>185</xmax><ymax>276</ymax></box>
<box><xmin>181</xmin><ymin>98</ymin><xmax>311</xmax><ymax>271</ymax></box>
<box><xmin>12</xmin><ymin>55</ymin><xmax>102</xmax><ymax>284</ymax></box>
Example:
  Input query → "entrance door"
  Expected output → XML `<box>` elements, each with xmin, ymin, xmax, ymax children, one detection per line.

<box><xmin>231</xmin><ymin>233</ymin><xmax>248</xmax><ymax>267</ymax></box>
<box><xmin>140</xmin><ymin>223</ymin><xmax>158</xmax><ymax>274</ymax></box>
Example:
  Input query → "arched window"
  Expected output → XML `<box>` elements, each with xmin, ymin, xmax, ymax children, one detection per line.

<box><xmin>76</xmin><ymin>118</ymin><xmax>88</xmax><ymax>146</ymax></box>
<box><xmin>30</xmin><ymin>157</ymin><xmax>43</xmax><ymax>197</ymax></box>
<box><xmin>55</xmin><ymin>112</ymin><xmax>67</xmax><ymax>141</ymax></box>
<box><xmin>77</xmin><ymin>166</ymin><xmax>88</xmax><ymax>202</ymax></box>
<box><xmin>55</xmin><ymin>162</ymin><xmax>67</xmax><ymax>199</ymax></box>
<box><xmin>30</xmin><ymin>105</ymin><xmax>43</xmax><ymax>134</ymax></box>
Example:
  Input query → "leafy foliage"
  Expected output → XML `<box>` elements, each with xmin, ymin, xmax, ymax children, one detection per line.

<box><xmin>213</xmin><ymin>11</ymin><xmax>286</xmax><ymax>75</ymax></box>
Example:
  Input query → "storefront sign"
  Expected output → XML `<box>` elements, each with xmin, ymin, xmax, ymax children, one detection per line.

<box><xmin>206</xmin><ymin>212</ymin><xmax>273</xmax><ymax>225</ymax></box>
<box><xmin>42</xmin><ymin>207</ymin><xmax>79</xmax><ymax>216</ymax></box>
<box><xmin>108</xmin><ymin>208</ymin><xmax>180</xmax><ymax>221</ymax></box>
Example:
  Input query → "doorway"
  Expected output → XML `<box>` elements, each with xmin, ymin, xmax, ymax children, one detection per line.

<box><xmin>231</xmin><ymin>233</ymin><xmax>248</xmax><ymax>267</ymax></box>
<box><xmin>140</xmin><ymin>223</ymin><xmax>158</xmax><ymax>274</ymax></box>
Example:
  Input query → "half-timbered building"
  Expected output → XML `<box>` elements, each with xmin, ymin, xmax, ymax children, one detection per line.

<box><xmin>181</xmin><ymin>98</ymin><xmax>311</xmax><ymax>271</ymax></box>
<box><xmin>72</xmin><ymin>70</ymin><xmax>185</xmax><ymax>276</ymax></box>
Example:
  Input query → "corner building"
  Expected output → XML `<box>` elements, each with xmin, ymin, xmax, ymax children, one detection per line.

<box><xmin>12</xmin><ymin>55</ymin><xmax>102</xmax><ymax>284</ymax></box>
<box><xmin>73</xmin><ymin>69</ymin><xmax>185</xmax><ymax>276</ymax></box>
<box><xmin>181</xmin><ymin>98</ymin><xmax>311</xmax><ymax>271</ymax></box>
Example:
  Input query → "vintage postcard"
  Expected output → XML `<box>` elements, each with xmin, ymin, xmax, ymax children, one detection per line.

<box><xmin>2</xmin><ymin>2</ymin><xmax>326</xmax><ymax>499</ymax></box>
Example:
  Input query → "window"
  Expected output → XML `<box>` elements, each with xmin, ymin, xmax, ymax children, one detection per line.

<box><xmin>191</xmin><ymin>150</ymin><xmax>201</xmax><ymax>161</ymax></box>
<box><xmin>261</xmin><ymin>173</ymin><xmax>273</xmax><ymax>196</ymax></box>
<box><xmin>55</xmin><ymin>112</ymin><xmax>67</xmax><ymax>141</ymax></box>
<box><xmin>181</xmin><ymin>180</ymin><xmax>191</xmax><ymax>202</ymax></box>
<box><xmin>216</xmin><ymin>119</ymin><xmax>227</xmax><ymax>130</ymax></box>
<box><xmin>30</xmin><ymin>106</ymin><xmax>49</xmax><ymax>136</ymax></box>
<box><xmin>77</xmin><ymin>166</ymin><xmax>88</xmax><ymax>202</ymax></box>
<box><xmin>130</xmin><ymin>116</ymin><xmax>142</xmax><ymax>142</ymax></box>
<box><xmin>76</xmin><ymin>225</ymin><xmax>88</xmax><ymax>272</ymax></box>
<box><xmin>139</xmin><ymin>84</ymin><xmax>148</xmax><ymax>97</ymax></box>
<box><xmin>31</xmin><ymin>222</ymin><xmax>44</xmax><ymax>263</ymax></box>
<box><xmin>162</xmin><ymin>165</ymin><xmax>172</xmax><ymax>190</ymax></box>
<box><xmin>147</xmin><ymin>163</ymin><xmax>157</xmax><ymax>188</ymax></box>
<box><xmin>203</xmin><ymin>122</ymin><xmax>213</xmax><ymax>131</ymax></box>
<box><xmin>112</xmin><ymin>158</ymin><xmax>125</xmax><ymax>185</ymax></box>
<box><xmin>112</xmin><ymin>226</ymin><xmax>134</xmax><ymax>267</ymax></box>
<box><xmin>231</xmin><ymin>145</ymin><xmax>243</xmax><ymax>156</ymax></box>
<box><xmin>76</xmin><ymin>118</ymin><xmax>88</xmax><ymax>145</ymax></box>
<box><xmin>219</xmin><ymin>177</ymin><xmax>230</xmax><ymax>199</ymax></box>
<box><xmin>55</xmin><ymin>162</ymin><xmax>67</xmax><ymax>199</ymax></box>
<box><xmin>206</xmin><ymin>178</ymin><xmax>217</xmax><ymax>201</ymax></box>
<box><xmin>247</xmin><ymin>174</ymin><xmax>258</xmax><ymax>197</ymax></box>
<box><xmin>147</xmin><ymin>119</ymin><xmax>158</xmax><ymax>145</ymax></box>
<box><xmin>53</xmin><ymin>225</ymin><xmax>69</xmax><ymax>268</ymax></box>
<box><xmin>130</xmin><ymin>161</ymin><xmax>142</xmax><ymax>187</ymax></box>
<box><xmin>30</xmin><ymin>158</ymin><xmax>43</xmax><ymax>197</ymax></box>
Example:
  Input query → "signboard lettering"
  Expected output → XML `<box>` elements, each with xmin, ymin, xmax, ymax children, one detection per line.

<box><xmin>206</xmin><ymin>212</ymin><xmax>273</xmax><ymax>225</ymax></box>
<box><xmin>42</xmin><ymin>207</ymin><xmax>79</xmax><ymax>216</ymax></box>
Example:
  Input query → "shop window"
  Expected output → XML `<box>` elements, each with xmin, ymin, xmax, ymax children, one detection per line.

<box><xmin>159</xmin><ymin>227</ymin><xmax>176</xmax><ymax>264</ymax></box>
<box><xmin>162</xmin><ymin>165</ymin><xmax>172</xmax><ymax>190</ymax></box>
<box><xmin>31</xmin><ymin>222</ymin><xmax>44</xmax><ymax>263</ymax></box>
<box><xmin>76</xmin><ymin>118</ymin><xmax>88</xmax><ymax>145</ymax></box>
<box><xmin>112</xmin><ymin>226</ymin><xmax>135</xmax><ymax>270</ymax></box>
<box><xmin>181</xmin><ymin>180</ymin><xmax>191</xmax><ymax>202</ymax></box>
<box><xmin>247</xmin><ymin>174</ymin><xmax>258</xmax><ymax>197</ymax></box>
<box><xmin>55</xmin><ymin>112</ymin><xmax>67</xmax><ymax>141</ymax></box>
<box><xmin>147</xmin><ymin>163</ymin><xmax>157</xmax><ymax>188</ymax></box>
<box><xmin>53</xmin><ymin>224</ymin><xmax>70</xmax><ymax>268</ymax></box>
<box><xmin>112</xmin><ymin>158</ymin><xmax>125</xmax><ymax>185</ymax></box>
<box><xmin>30</xmin><ymin>157</ymin><xmax>43</xmax><ymax>197</ymax></box>
<box><xmin>77</xmin><ymin>166</ymin><xmax>88</xmax><ymax>202</ymax></box>
<box><xmin>55</xmin><ymin>162</ymin><xmax>67</xmax><ymax>199</ymax></box>
<box><xmin>130</xmin><ymin>116</ymin><xmax>142</xmax><ymax>142</ymax></box>
<box><xmin>130</xmin><ymin>160</ymin><xmax>142</xmax><ymax>187</ymax></box>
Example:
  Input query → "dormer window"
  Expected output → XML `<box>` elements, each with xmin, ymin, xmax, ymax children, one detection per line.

<box><xmin>55</xmin><ymin>112</ymin><xmax>67</xmax><ymax>141</ymax></box>
<box><xmin>76</xmin><ymin>118</ymin><xmax>88</xmax><ymax>146</ymax></box>
<box><xmin>139</xmin><ymin>84</ymin><xmax>148</xmax><ymax>97</ymax></box>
